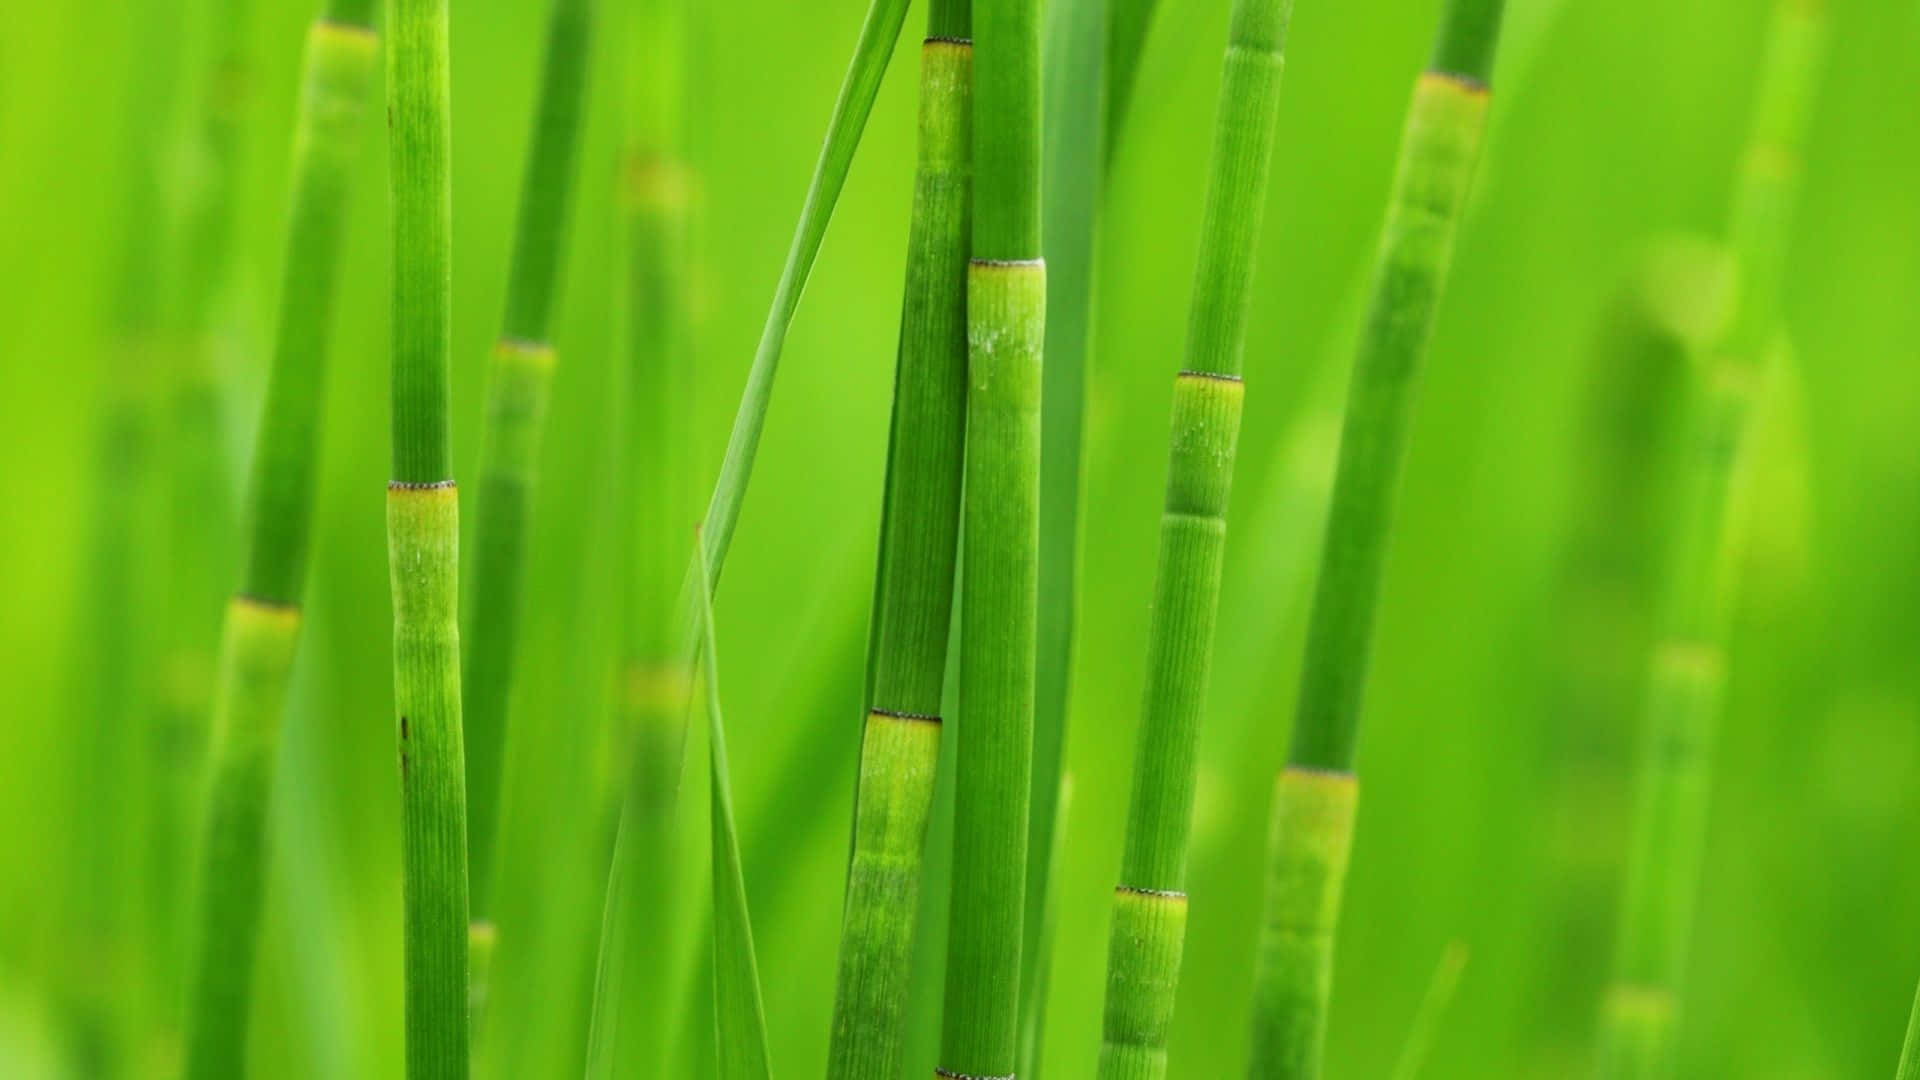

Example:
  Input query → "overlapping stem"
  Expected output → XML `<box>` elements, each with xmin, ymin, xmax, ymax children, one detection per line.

<box><xmin>1247</xmin><ymin>3</ymin><xmax>1504</xmax><ymax>1076</ymax></box>
<box><xmin>462</xmin><ymin>0</ymin><xmax>596</xmax><ymax>951</ymax></box>
<box><xmin>177</xmin><ymin>10</ymin><xmax>380</xmax><ymax>1077</ymax></box>
<box><xmin>386</xmin><ymin>0</ymin><xmax>470</xmax><ymax>1072</ymax></box>
<box><xmin>1097</xmin><ymin>0</ymin><xmax>1289</xmax><ymax>1074</ymax></box>
<box><xmin>826</xmin><ymin>10</ymin><xmax>971</xmax><ymax>1078</ymax></box>
<box><xmin>939</xmin><ymin>0</ymin><xmax>1044</xmax><ymax>1075</ymax></box>
<box><xmin>1594</xmin><ymin>3</ymin><xmax>1826</xmax><ymax>1075</ymax></box>
<box><xmin>64</xmin><ymin>0</ymin><xmax>187</xmax><ymax>1068</ymax></box>
<box><xmin>151</xmin><ymin>0</ymin><xmax>260</xmax><ymax>1009</ymax></box>
<box><xmin>1023</xmin><ymin>0</ymin><xmax>1109</xmax><ymax>1063</ymax></box>
<box><xmin>583</xmin><ymin>0</ymin><xmax>697</xmax><ymax>1072</ymax></box>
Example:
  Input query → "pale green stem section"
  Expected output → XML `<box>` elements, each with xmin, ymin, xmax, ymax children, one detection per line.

<box><xmin>464</xmin><ymin>0</ymin><xmax>598</xmax><ymax>981</ymax></box>
<box><xmin>827</xmin><ymin>35</ymin><xmax>971</xmax><ymax>1080</ymax></box>
<box><xmin>153</xmin><ymin>0</ymin><xmax>260</xmax><ymax>1020</ymax></box>
<box><xmin>940</xmin><ymin>259</ymin><xmax>1045</xmax><ymax>1080</ymax></box>
<box><xmin>583</xmin><ymin>2</ymin><xmax>698</xmax><ymax>1074</ymax></box>
<box><xmin>179</xmin><ymin>20</ymin><xmax>380</xmax><ymax>1078</ymax></box>
<box><xmin>1247</xmin><ymin>768</ymin><xmax>1358</xmax><ymax>1080</ymax></box>
<box><xmin>1593</xmin><ymin>4</ymin><xmax>1825</xmax><ymax>1074</ymax></box>
<box><xmin>180</xmin><ymin>602</ymin><xmax>303</xmax><ymax>1079</ymax></box>
<box><xmin>389</xmin><ymin>486</ymin><xmax>470</xmax><ymax>1078</ymax></box>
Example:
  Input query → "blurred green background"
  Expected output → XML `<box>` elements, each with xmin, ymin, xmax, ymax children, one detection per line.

<box><xmin>5</xmin><ymin>0</ymin><xmax>1920</xmax><ymax>1076</ymax></box>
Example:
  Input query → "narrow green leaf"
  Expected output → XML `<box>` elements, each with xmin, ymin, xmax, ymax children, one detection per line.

<box><xmin>699</xmin><ymin>0</ymin><xmax>917</xmax><ymax>580</ymax></box>
<box><xmin>697</xmin><ymin>539</ymin><xmax>774</xmax><ymax>1080</ymax></box>
<box><xmin>1388</xmin><ymin>943</ymin><xmax>1468</xmax><ymax>1080</ymax></box>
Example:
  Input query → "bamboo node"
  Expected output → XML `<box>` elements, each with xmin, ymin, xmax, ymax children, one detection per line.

<box><xmin>871</xmin><ymin>706</ymin><xmax>942</xmax><ymax>725</ymax></box>
<box><xmin>935</xmin><ymin>1070</ymin><xmax>1015</xmax><ymax>1080</ymax></box>
<box><xmin>1176</xmin><ymin>369</ymin><xmax>1244</xmax><ymax>384</ymax></box>
<box><xmin>1420</xmin><ymin>68</ymin><xmax>1490</xmax><ymax>96</ymax></box>
<box><xmin>1116</xmin><ymin>884</ymin><xmax>1188</xmax><ymax>902</ymax></box>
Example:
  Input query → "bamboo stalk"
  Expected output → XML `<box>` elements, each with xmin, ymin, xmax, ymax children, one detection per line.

<box><xmin>150</xmin><ymin>0</ymin><xmax>261</xmax><ymax>1017</ymax></box>
<box><xmin>825</xmin><ymin>4</ymin><xmax>971</xmax><ymax>1074</ymax></box>
<box><xmin>461</xmin><ymin>0</ymin><xmax>597</xmax><ymax>1018</ymax></box>
<box><xmin>1594</xmin><ymin>4</ymin><xmax>1826</xmax><ymax>1075</ymax></box>
<box><xmin>583</xmin><ymin>0</ymin><xmax>698</xmax><ymax>1071</ymax></box>
<box><xmin>386</xmin><ymin>0</ymin><xmax>470</xmax><ymax>1072</ymax></box>
<box><xmin>1246</xmin><ymin>4</ymin><xmax>1505</xmax><ymax>1076</ymax></box>
<box><xmin>1022</xmin><ymin>0</ymin><xmax>1109</xmax><ymax>1062</ymax></box>
<box><xmin>590</xmin><ymin>0</ymin><xmax>917</xmax><ymax>1062</ymax></box>
<box><xmin>64</xmin><ymin>0</ymin><xmax>189</xmax><ymax>1068</ymax></box>
<box><xmin>177</xmin><ymin>9</ymin><xmax>380</xmax><ymax>1075</ymax></box>
<box><xmin>939</xmin><ymin>0</ymin><xmax>1044</xmax><ymax>1074</ymax></box>
<box><xmin>1097</xmin><ymin>0</ymin><xmax>1290</xmax><ymax>1073</ymax></box>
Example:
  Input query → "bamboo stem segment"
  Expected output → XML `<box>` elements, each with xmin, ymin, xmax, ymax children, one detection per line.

<box><xmin>1248</xmin><ymin>3</ymin><xmax>1503</xmax><ymax>1075</ymax></box>
<box><xmin>386</xmin><ymin>0</ymin><xmax>470</xmax><ymax>1071</ymax></box>
<box><xmin>1248</xmin><ymin>768</ymin><xmax>1358</xmax><ymax>1080</ymax></box>
<box><xmin>388</xmin><ymin>484</ymin><xmax>470</xmax><ymax>1078</ymax></box>
<box><xmin>178</xmin><ymin>15</ymin><xmax>380</xmax><ymax>1077</ymax></box>
<box><xmin>1594</xmin><ymin>5</ymin><xmax>1825</xmax><ymax>1073</ymax></box>
<box><xmin>461</xmin><ymin>0</ymin><xmax>597</xmax><ymax>1025</ymax></box>
<box><xmin>827</xmin><ymin>27</ymin><xmax>971</xmax><ymax>1080</ymax></box>
<box><xmin>1096</xmin><ymin>0</ymin><xmax>1287</xmax><ymax>1069</ymax></box>
<box><xmin>938</xmin><ymin>4</ymin><xmax>1046</xmax><ymax>1074</ymax></box>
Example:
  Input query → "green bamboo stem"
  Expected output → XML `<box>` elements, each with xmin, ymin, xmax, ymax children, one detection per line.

<box><xmin>1896</xmin><ymin>977</ymin><xmax>1920</xmax><ymax>1080</ymax></box>
<box><xmin>697</xmin><ymin>0</ymin><xmax>916</xmax><ymax>579</ymax></box>
<box><xmin>825</xmin><ymin>12</ymin><xmax>971</xmax><ymax>1078</ymax></box>
<box><xmin>386</xmin><ymin>0</ymin><xmax>470</xmax><ymax>1072</ymax></box>
<box><xmin>939</xmin><ymin>0</ymin><xmax>1044</xmax><ymax>1074</ymax></box>
<box><xmin>461</xmin><ymin>0</ymin><xmax>597</xmax><ymax>1014</ymax></box>
<box><xmin>1247</xmin><ymin>4</ymin><xmax>1504</xmax><ymax>1076</ymax></box>
<box><xmin>583</xmin><ymin>0</ymin><xmax>698</xmax><ymax>1072</ymax></box>
<box><xmin>1098</xmin><ymin>0</ymin><xmax>1289</xmax><ymax>1072</ymax></box>
<box><xmin>65</xmin><ymin>0</ymin><xmax>188</xmax><ymax>1068</ymax></box>
<box><xmin>177</xmin><ymin>12</ymin><xmax>380</xmax><ymax>1077</ymax></box>
<box><xmin>1594</xmin><ymin>5</ymin><xmax>1825</xmax><ymax>1075</ymax></box>
<box><xmin>1023</xmin><ymin>0</ymin><xmax>1109</xmax><ymax>1060</ymax></box>
<box><xmin>150</xmin><ymin>0</ymin><xmax>261</xmax><ymax>1015</ymax></box>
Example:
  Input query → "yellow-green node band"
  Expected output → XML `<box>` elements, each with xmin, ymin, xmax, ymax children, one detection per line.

<box><xmin>935</xmin><ymin>1070</ymin><xmax>1016</xmax><ymax>1080</ymax></box>
<box><xmin>315</xmin><ymin>19</ymin><xmax>380</xmax><ymax>46</ymax></box>
<box><xmin>622</xmin><ymin>661</ymin><xmax>694</xmax><ymax>713</ymax></box>
<box><xmin>1654</xmin><ymin>640</ymin><xmax>1724</xmax><ymax>684</ymax></box>
<box><xmin>924</xmin><ymin>37</ymin><xmax>974</xmax><ymax>55</ymax></box>
<box><xmin>1602</xmin><ymin>982</ymin><xmax>1676</xmax><ymax>1026</ymax></box>
<box><xmin>1417</xmin><ymin>68</ymin><xmax>1492</xmax><ymax>98</ymax></box>
<box><xmin>1116</xmin><ymin>885</ymin><xmax>1188</xmax><ymax>902</ymax></box>
<box><xmin>1265</xmin><ymin>767</ymin><xmax>1359</xmax><ymax>931</ymax></box>
<box><xmin>230</xmin><ymin>594</ymin><xmax>304</xmax><ymax>629</ymax></box>
<box><xmin>622</xmin><ymin>153</ymin><xmax>693</xmax><ymax>213</ymax></box>
<box><xmin>495</xmin><ymin>337</ymin><xmax>558</xmax><ymax>371</ymax></box>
